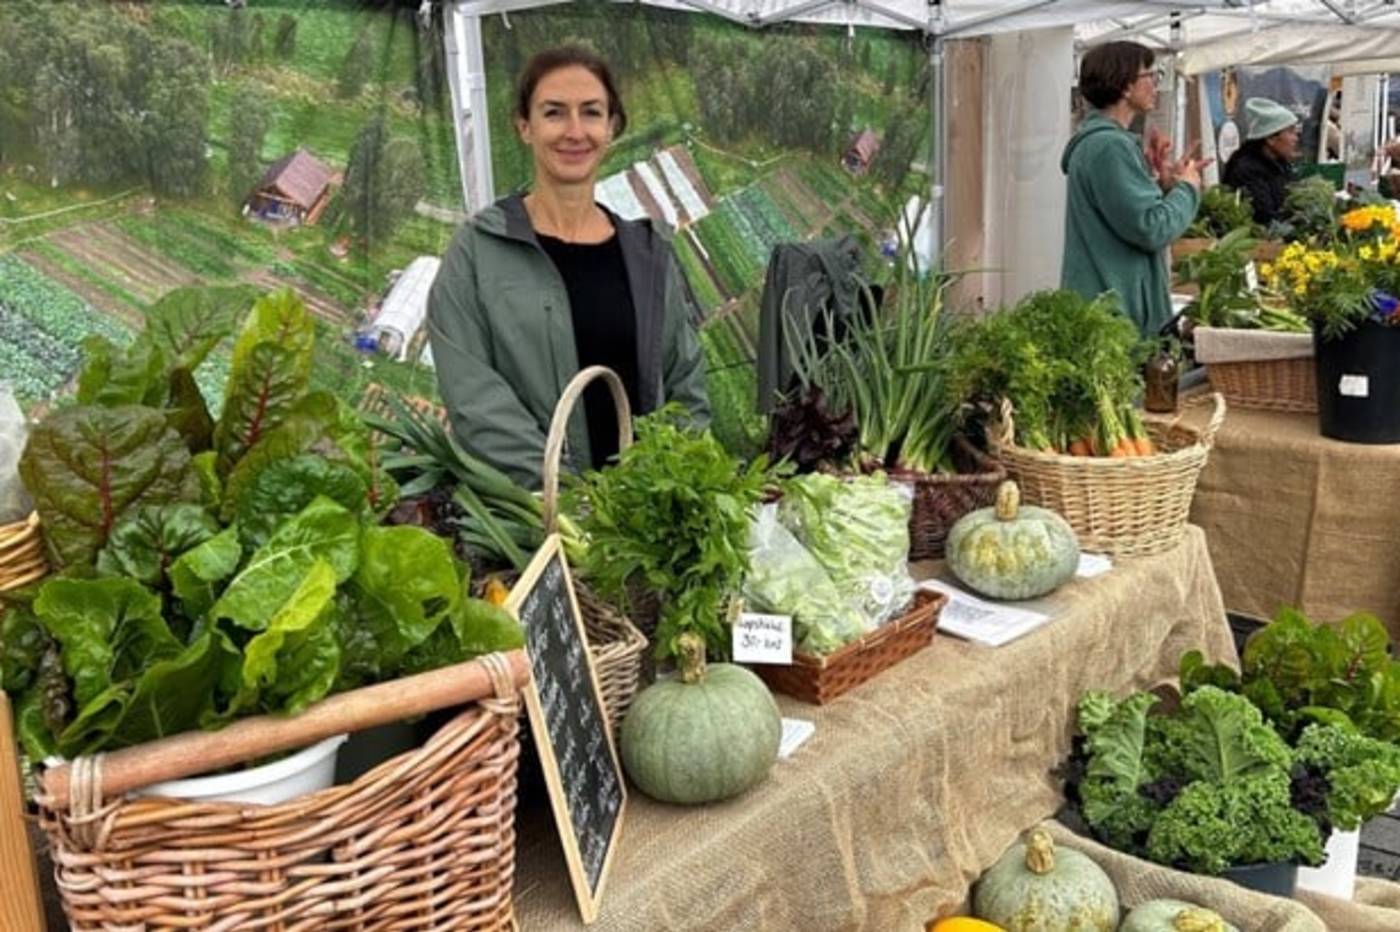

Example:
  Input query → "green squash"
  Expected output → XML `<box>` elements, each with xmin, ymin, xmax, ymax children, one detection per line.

<box><xmin>1120</xmin><ymin>900</ymin><xmax>1240</xmax><ymax>932</ymax></box>
<box><xmin>973</xmin><ymin>829</ymin><xmax>1119</xmax><ymax>932</ymax></box>
<box><xmin>620</xmin><ymin>632</ymin><xmax>781</xmax><ymax>805</ymax></box>
<box><xmin>946</xmin><ymin>481</ymin><xmax>1079</xmax><ymax>601</ymax></box>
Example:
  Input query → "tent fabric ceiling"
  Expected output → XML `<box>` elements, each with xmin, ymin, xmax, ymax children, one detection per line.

<box><xmin>464</xmin><ymin>0</ymin><xmax>1400</xmax><ymax>70</ymax></box>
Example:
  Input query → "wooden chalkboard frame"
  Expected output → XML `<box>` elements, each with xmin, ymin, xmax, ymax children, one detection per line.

<box><xmin>506</xmin><ymin>534</ymin><xmax>626</xmax><ymax>924</ymax></box>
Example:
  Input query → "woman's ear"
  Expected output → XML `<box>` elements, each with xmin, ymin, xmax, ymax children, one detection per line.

<box><xmin>516</xmin><ymin>115</ymin><xmax>531</xmax><ymax>144</ymax></box>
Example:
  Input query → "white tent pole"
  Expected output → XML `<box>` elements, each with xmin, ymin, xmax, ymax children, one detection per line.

<box><xmin>929</xmin><ymin>6</ymin><xmax>946</xmax><ymax>271</ymax></box>
<box><xmin>445</xmin><ymin>2</ymin><xmax>495</xmax><ymax>212</ymax></box>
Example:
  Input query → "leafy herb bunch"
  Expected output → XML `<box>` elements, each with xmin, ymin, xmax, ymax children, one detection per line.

<box><xmin>570</xmin><ymin>406</ymin><xmax>784</xmax><ymax>663</ymax></box>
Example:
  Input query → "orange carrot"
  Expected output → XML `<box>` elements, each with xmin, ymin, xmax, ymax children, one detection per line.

<box><xmin>1136</xmin><ymin>436</ymin><xmax>1156</xmax><ymax>456</ymax></box>
<box><xmin>1068</xmin><ymin>438</ymin><xmax>1091</xmax><ymax>457</ymax></box>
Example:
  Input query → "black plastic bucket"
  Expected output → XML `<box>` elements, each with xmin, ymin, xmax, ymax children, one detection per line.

<box><xmin>1222</xmin><ymin>860</ymin><xmax>1299</xmax><ymax>897</ymax></box>
<box><xmin>1314</xmin><ymin>319</ymin><xmax>1400</xmax><ymax>444</ymax></box>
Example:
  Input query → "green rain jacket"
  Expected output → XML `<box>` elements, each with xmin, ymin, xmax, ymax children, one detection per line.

<box><xmin>1060</xmin><ymin>112</ymin><xmax>1200</xmax><ymax>337</ymax></box>
<box><xmin>426</xmin><ymin>193</ymin><xmax>710</xmax><ymax>489</ymax></box>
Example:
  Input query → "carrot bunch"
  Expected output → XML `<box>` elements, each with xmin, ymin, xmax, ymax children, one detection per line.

<box><xmin>1059</xmin><ymin>399</ymin><xmax>1156</xmax><ymax>458</ymax></box>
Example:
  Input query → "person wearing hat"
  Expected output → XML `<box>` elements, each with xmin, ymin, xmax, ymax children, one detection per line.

<box><xmin>1223</xmin><ymin>98</ymin><xmax>1301</xmax><ymax>226</ymax></box>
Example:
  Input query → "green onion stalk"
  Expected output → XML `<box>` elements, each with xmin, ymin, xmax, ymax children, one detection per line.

<box><xmin>367</xmin><ymin>396</ymin><xmax>585</xmax><ymax>571</ymax></box>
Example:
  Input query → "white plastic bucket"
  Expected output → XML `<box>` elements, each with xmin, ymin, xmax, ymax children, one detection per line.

<box><xmin>131</xmin><ymin>734</ymin><xmax>348</xmax><ymax>806</ymax></box>
<box><xmin>1297</xmin><ymin>827</ymin><xmax>1360</xmax><ymax>901</ymax></box>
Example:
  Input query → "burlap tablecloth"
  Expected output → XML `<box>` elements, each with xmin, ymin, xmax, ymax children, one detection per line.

<box><xmin>1183</xmin><ymin>402</ymin><xmax>1400</xmax><ymax>639</ymax></box>
<box><xmin>514</xmin><ymin>527</ymin><xmax>1235</xmax><ymax>931</ymax></box>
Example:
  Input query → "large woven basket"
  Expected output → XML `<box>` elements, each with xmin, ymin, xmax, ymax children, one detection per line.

<box><xmin>542</xmin><ymin>366</ymin><xmax>648</xmax><ymax>715</ymax></box>
<box><xmin>888</xmin><ymin>438</ymin><xmax>1007</xmax><ymax>561</ymax></box>
<box><xmin>37</xmin><ymin>652</ymin><xmax>529</xmax><ymax>932</ymax></box>
<box><xmin>988</xmin><ymin>394</ymin><xmax>1227</xmax><ymax>557</ymax></box>
<box><xmin>756</xmin><ymin>590</ymin><xmax>946</xmax><ymax>704</ymax></box>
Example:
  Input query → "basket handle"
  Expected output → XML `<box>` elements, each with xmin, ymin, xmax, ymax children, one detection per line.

<box><xmin>542</xmin><ymin>366</ymin><xmax>632</xmax><ymax>533</ymax></box>
<box><xmin>991</xmin><ymin>397</ymin><xmax>1016</xmax><ymax>448</ymax></box>
<box><xmin>1198</xmin><ymin>392</ymin><xmax>1227</xmax><ymax>448</ymax></box>
<box><xmin>39</xmin><ymin>650</ymin><xmax>530</xmax><ymax>809</ymax></box>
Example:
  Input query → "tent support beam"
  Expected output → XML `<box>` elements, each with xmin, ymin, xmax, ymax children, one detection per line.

<box><xmin>445</xmin><ymin>2</ymin><xmax>494</xmax><ymax>213</ymax></box>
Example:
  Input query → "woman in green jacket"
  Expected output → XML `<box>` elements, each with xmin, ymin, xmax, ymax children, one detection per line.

<box><xmin>1061</xmin><ymin>41</ymin><xmax>1208</xmax><ymax>337</ymax></box>
<box><xmin>427</xmin><ymin>46</ymin><xmax>709</xmax><ymax>488</ymax></box>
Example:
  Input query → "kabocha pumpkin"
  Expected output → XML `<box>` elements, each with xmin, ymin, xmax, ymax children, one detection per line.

<box><xmin>946</xmin><ymin>481</ymin><xmax>1079</xmax><ymax>601</ymax></box>
<box><xmin>620</xmin><ymin>632</ymin><xmax>781</xmax><ymax>805</ymax></box>
<box><xmin>972</xmin><ymin>828</ymin><xmax>1119</xmax><ymax>932</ymax></box>
<box><xmin>1120</xmin><ymin>900</ymin><xmax>1240</xmax><ymax>932</ymax></box>
<box><xmin>928</xmin><ymin>918</ymin><xmax>1007</xmax><ymax>932</ymax></box>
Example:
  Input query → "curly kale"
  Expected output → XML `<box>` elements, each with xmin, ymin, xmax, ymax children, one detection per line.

<box><xmin>1295</xmin><ymin>723</ymin><xmax>1400</xmax><ymax>831</ymax></box>
<box><xmin>1146</xmin><ymin>771</ymin><xmax>1324</xmax><ymax>875</ymax></box>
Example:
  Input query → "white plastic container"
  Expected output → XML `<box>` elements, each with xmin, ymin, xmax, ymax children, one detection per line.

<box><xmin>1297</xmin><ymin>827</ymin><xmax>1360</xmax><ymax>901</ymax></box>
<box><xmin>131</xmin><ymin>734</ymin><xmax>348</xmax><ymax>806</ymax></box>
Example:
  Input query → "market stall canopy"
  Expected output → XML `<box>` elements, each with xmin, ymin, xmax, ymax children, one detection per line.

<box><xmin>462</xmin><ymin>0</ymin><xmax>1400</xmax><ymax>49</ymax></box>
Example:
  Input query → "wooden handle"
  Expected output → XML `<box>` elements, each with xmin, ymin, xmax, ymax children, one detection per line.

<box><xmin>0</xmin><ymin>693</ymin><xmax>46</xmax><ymax>932</ymax></box>
<box><xmin>541</xmin><ymin>366</ymin><xmax>632</xmax><ymax>533</ymax></box>
<box><xmin>40</xmin><ymin>650</ymin><xmax>529</xmax><ymax>809</ymax></box>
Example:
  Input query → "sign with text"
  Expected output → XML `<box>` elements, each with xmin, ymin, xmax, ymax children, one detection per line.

<box><xmin>506</xmin><ymin>536</ymin><xmax>625</xmax><ymax>924</ymax></box>
<box><xmin>733</xmin><ymin>612</ymin><xmax>793</xmax><ymax>665</ymax></box>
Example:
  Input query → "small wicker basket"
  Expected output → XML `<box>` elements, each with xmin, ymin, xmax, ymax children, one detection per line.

<box><xmin>541</xmin><ymin>366</ymin><xmax>648</xmax><ymax>722</ymax></box>
<box><xmin>756</xmin><ymin>590</ymin><xmax>946</xmax><ymax>705</ymax></box>
<box><xmin>38</xmin><ymin>652</ymin><xmax>530</xmax><ymax>931</ymax></box>
<box><xmin>889</xmin><ymin>438</ymin><xmax>1007</xmax><ymax>561</ymax></box>
<box><xmin>1206</xmin><ymin>357</ymin><xmax>1317</xmax><ymax>413</ymax></box>
<box><xmin>988</xmin><ymin>394</ymin><xmax>1226</xmax><ymax>557</ymax></box>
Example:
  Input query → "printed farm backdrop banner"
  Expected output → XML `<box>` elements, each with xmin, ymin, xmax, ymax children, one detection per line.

<box><xmin>0</xmin><ymin>0</ymin><xmax>461</xmax><ymax>419</ymax></box>
<box><xmin>482</xmin><ymin>5</ymin><xmax>932</xmax><ymax>453</ymax></box>
<box><xmin>0</xmin><ymin>0</ymin><xmax>932</xmax><ymax>459</ymax></box>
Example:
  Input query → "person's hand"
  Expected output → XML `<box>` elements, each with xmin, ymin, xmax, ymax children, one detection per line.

<box><xmin>1144</xmin><ymin>127</ymin><xmax>1173</xmax><ymax>181</ymax></box>
<box><xmin>1171</xmin><ymin>142</ymin><xmax>1211</xmax><ymax>191</ymax></box>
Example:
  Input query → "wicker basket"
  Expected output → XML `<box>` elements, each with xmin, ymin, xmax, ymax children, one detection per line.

<box><xmin>1206</xmin><ymin>356</ymin><xmax>1317</xmax><ymax>413</ymax></box>
<box><xmin>541</xmin><ymin>366</ymin><xmax>648</xmax><ymax>714</ymax></box>
<box><xmin>988</xmin><ymin>394</ymin><xmax>1227</xmax><ymax>557</ymax></box>
<box><xmin>756</xmin><ymin>590</ymin><xmax>946</xmax><ymax>704</ymax></box>
<box><xmin>0</xmin><ymin>512</ymin><xmax>47</xmax><ymax>593</ymax></box>
<box><xmin>890</xmin><ymin>438</ymin><xmax>1007</xmax><ymax>561</ymax></box>
<box><xmin>1195</xmin><ymin>326</ymin><xmax>1317</xmax><ymax>413</ymax></box>
<box><xmin>37</xmin><ymin>652</ymin><xmax>529</xmax><ymax>932</ymax></box>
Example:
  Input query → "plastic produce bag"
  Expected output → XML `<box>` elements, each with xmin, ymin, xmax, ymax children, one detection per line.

<box><xmin>0</xmin><ymin>385</ymin><xmax>31</xmax><ymax>525</ymax></box>
<box><xmin>777</xmin><ymin>472</ymin><xmax>915</xmax><ymax>627</ymax></box>
<box><xmin>742</xmin><ymin>504</ymin><xmax>868</xmax><ymax>655</ymax></box>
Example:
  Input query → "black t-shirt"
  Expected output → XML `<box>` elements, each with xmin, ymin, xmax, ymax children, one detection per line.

<box><xmin>536</xmin><ymin>232</ymin><xmax>640</xmax><ymax>469</ymax></box>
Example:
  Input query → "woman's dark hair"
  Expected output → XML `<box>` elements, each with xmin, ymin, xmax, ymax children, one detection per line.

<box><xmin>1078</xmin><ymin>41</ymin><xmax>1155</xmax><ymax>110</ymax></box>
<box><xmin>514</xmin><ymin>45</ymin><xmax>627</xmax><ymax>136</ymax></box>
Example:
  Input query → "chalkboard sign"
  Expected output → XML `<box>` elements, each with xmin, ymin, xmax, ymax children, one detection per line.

<box><xmin>506</xmin><ymin>535</ymin><xmax>626</xmax><ymax>923</ymax></box>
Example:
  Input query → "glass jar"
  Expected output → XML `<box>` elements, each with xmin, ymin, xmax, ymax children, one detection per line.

<box><xmin>1144</xmin><ymin>348</ymin><xmax>1180</xmax><ymax>413</ymax></box>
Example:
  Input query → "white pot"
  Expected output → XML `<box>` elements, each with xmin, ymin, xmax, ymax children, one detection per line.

<box><xmin>1297</xmin><ymin>827</ymin><xmax>1360</xmax><ymax>901</ymax></box>
<box><xmin>131</xmin><ymin>734</ymin><xmax>348</xmax><ymax>806</ymax></box>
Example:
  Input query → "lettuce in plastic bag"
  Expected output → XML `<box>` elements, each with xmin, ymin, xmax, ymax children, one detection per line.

<box><xmin>742</xmin><ymin>504</ymin><xmax>868</xmax><ymax>655</ymax></box>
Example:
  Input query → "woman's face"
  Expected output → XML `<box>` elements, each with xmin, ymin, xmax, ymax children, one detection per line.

<box><xmin>1125</xmin><ymin>63</ymin><xmax>1159</xmax><ymax>115</ymax></box>
<box><xmin>1266</xmin><ymin>124</ymin><xmax>1302</xmax><ymax>162</ymax></box>
<box><xmin>517</xmin><ymin>65</ymin><xmax>614</xmax><ymax>187</ymax></box>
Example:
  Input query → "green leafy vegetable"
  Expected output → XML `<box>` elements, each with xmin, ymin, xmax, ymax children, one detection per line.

<box><xmin>234</xmin><ymin>560</ymin><xmax>341</xmax><ymax>717</ymax></box>
<box><xmin>20</xmin><ymin>405</ymin><xmax>201</xmax><ymax>567</ymax></box>
<box><xmin>144</xmin><ymin>284</ymin><xmax>257</xmax><ymax>372</ymax></box>
<box><xmin>168</xmin><ymin>526</ymin><xmax>243</xmax><ymax>619</ymax></box>
<box><xmin>95</xmin><ymin>504</ymin><xmax>221</xmax><ymax>587</ymax></box>
<box><xmin>572</xmin><ymin>407</ymin><xmax>777</xmax><ymax>661</ymax></box>
<box><xmin>213</xmin><ymin>288</ymin><xmax>316</xmax><ymax>476</ymax></box>
<box><xmin>211</xmin><ymin>496</ymin><xmax>359</xmax><ymax>632</ymax></box>
<box><xmin>348</xmin><ymin>525</ymin><xmax>463</xmax><ymax>669</ymax></box>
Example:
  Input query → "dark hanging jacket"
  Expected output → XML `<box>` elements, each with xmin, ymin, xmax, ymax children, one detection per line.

<box><xmin>755</xmin><ymin>235</ymin><xmax>866</xmax><ymax>413</ymax></box>
<box><xmin>1223</xmin><ymin>141</ymin><xmax>1295</xmax><ymax>226</ymax></box>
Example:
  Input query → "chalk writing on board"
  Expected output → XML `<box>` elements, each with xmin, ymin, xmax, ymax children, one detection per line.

<box><xmin>518</xmin><ymin>549</ymin><xmax>625</xmax><ymax>897</ymax></box>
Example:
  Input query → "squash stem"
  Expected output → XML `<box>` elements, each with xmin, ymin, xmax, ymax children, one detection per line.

<box><xmin>1024</xmin><ymin>828</ymin><xmax>1055</xmax><ymax>875</ymax></box>
<box><xmin>677</xmin><ymin>632</ymin><xmax>707</xmax><ymax>684</ymax></box>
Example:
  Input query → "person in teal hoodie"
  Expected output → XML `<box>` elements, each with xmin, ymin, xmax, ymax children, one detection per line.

<box><xmin>1061</xmin><ymin>42</ymin><xmax>1208</xmax><ymax>337</ymax></box>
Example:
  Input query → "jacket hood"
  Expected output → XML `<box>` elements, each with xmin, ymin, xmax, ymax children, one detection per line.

<box><xmin>1061</xmin><ymin>112</ymin><xmax>1126</xmax><ymax>174</ymax></box>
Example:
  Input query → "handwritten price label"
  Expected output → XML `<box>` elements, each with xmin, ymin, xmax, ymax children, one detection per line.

<box><xmin>733</xmin><ymin>612</ymin><xmax>793</xmax><ymax>665</ymax></box>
